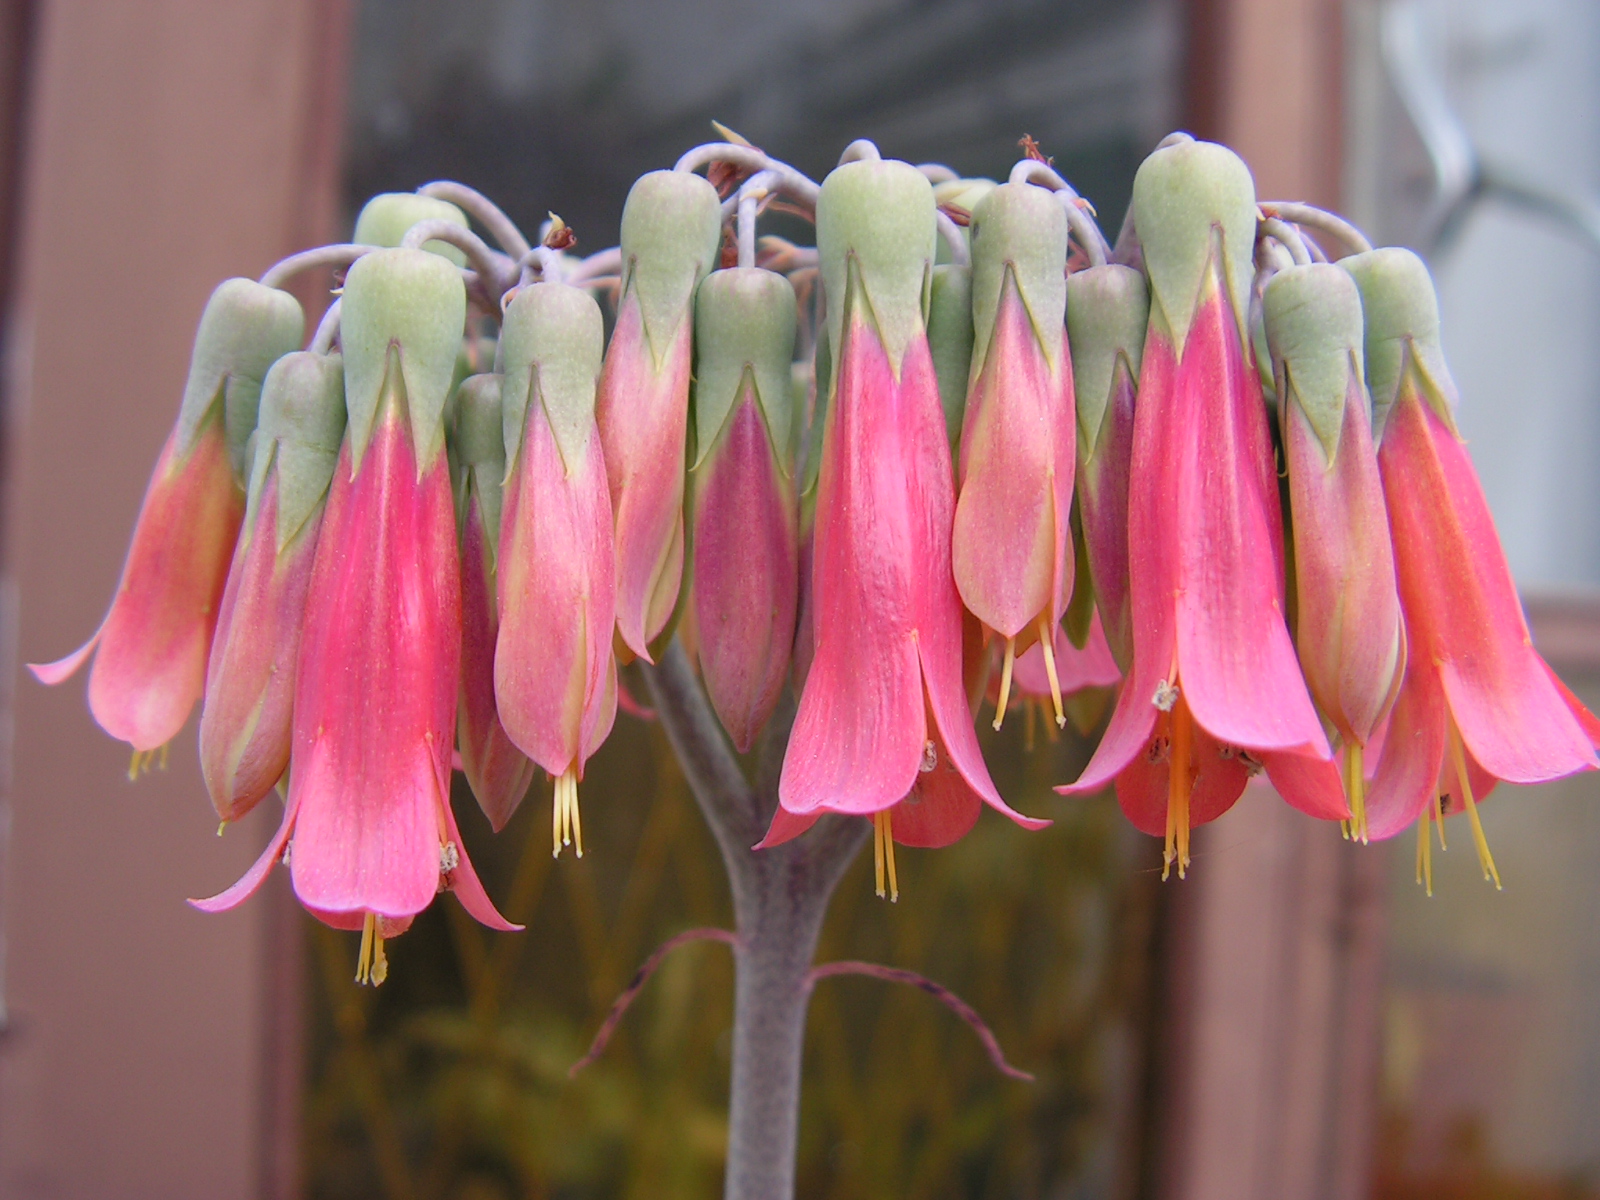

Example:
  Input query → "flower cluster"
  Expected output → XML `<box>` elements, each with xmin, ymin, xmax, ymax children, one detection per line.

<box><xmin>35</xmin><ymin>132</ymin><xmax>1598</xmax><ymax>980</ymax></box>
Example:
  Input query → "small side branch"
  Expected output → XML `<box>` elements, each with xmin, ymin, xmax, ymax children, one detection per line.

<box><xmin>568</xmin><ymin>928</ymin><xmax>739</xmax><ymax>1078</ymax></box>
<box><xmin>806</xmin><ymin>961</ymin><xmax>1035</xmax><ymax>1082</ymax></box>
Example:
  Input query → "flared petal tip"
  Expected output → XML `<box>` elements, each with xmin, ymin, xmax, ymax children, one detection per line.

<box><xmin>755</xmin><ymin>804</ymin><xmax>823</xmax><ymax>850</ymax></box>
<box><xmin>28</xmin><ymin>632</ymin><xmax>100</xmax><ymax>686</ymax></box>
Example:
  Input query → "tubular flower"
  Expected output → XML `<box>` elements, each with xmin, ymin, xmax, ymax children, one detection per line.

<box><xmin>194</xmin><ymin>249</ymin><xmax>516</xmax><ymax>984</ymax></box>
<box><xmin>452</xmin><ymin>374</ymin><xmax>535</xmax><ymax>832</ymax></box>
<box><xmin>1264</xmin><ymin>263</ymin><xmax>1403</xmax><ymax>842</ymax></box>
<box><xmin>1057</xmin><ymin>139</ymin><xmax>1344</xmax><ymax>878</ymax></box>
<box><xmin>1347</xmin><ymin>248</ymin><xmax>1599</xmax><ymax>886</ymax></box>
<box><xmin>690</xmin><ymin>267</ymin><xmax>800</xmax><ymax>752</ymax></box>
<box><xmin>595</xmin><ymin>170</ymin><xmax>722</xmax><ymax>660</ymax></box>
<box><xmin>1066</xmin><ymin>263</ymin><xmax>1148</xmax><ymax>670</ymax></box>
<box><xmin>772</xmin><ymin>158</ymin><xmax>1047</xmax><ymax>888</ymax></box>
<box><xmin>200</xmin><ymin>350</ymin><xmax>345</xmax><ymax>822</ymax></box>
<box><xmin>494</xmin><ymin>282</ymin><xmax>617</xmax><ymax>857</ymax></box>
<box><xmin>953</xmin><ymin>182</ymin><xmax>1076</xmax><ymax>729</ymax></box>
<box><xmin>32</xmin><ymin>278</ymin><xmax>303</xmax><ymax>758</ymax></box>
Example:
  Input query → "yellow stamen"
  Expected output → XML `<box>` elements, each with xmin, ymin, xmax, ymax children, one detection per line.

<box><xmin>552</xmin><ymin>773</ymin><xmax>563</xmax><ymax>858</ymax></box>
<box><xmin>552</xmin><ymin>770</ymin><xmax>585</xmax><ymax>859</ymax></box>
<box><xmin>1036</xmin><ymin>616</ymin><xmax>1067</xmax><ymax>728</ymax></box>
<box><xmin>1164</xmin><ymin>693</ymin><xmax>1192</xmax><ymax>881</ymax></box>
<box><xmin>872</xmin><ymin>810</ymin><xmax>899</xmax><ymax>902</ymax></box>
<box><xmin>355</xmin><ymin>911</ymin><xmax>388</xmax><ymax>986</ymax></box>
<box><xmin>128</xmin><ymin>749</ymin><xmax>144</xmax><ymax>780</ymax></box>
<box><xmin>1345</xmin><ymin>741</ymin><xmax>1368</xmax><ymax>844</ymax></box>
<box><xmin>158</xmin><ymin>743</ymin><xmax>169</xmax><ymax>771</ymax></box>
<box><xmin>1435</xmin><ymin>790</ymin><xmax>1447</xmax><ymax>852</ymax></box>
<box><xmin>1448</xmin><ymin>720</ymin><xmax>1501</xmax><ymax>890</ymax></box>
<box><xmin>992</xmin><ymin>638</ymin><xmax>1016</xmax><ymax>731</ymax></box>
<box><xmin>1416</xmin><ymin>807</ymin><xmax>1433</xmax><ymax>896</ymax></box>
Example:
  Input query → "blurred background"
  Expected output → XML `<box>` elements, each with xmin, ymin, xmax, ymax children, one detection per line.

<box><xmin>2</xmin><ymin>1</ymin><xmax>1600</xmax><ymax>1198</ymax></box>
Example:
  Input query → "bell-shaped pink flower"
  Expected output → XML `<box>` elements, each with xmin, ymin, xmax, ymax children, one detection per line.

<box><xmin>595</xmin><ymin>170</ymin><xmax>722</xmax><ymax>660</ymax></box>
<box><xmin>1057</xmin><ymin>139</ymin><xmax>1344</xmax><ymax>878</ymax></box>
<box><xmin>1265</xmin><ymin>263</ymin><xmax>1404</xmax><ymax>841</ymax></box>
<box><xmin>775</xmin><ymin>158</ymin><xmax>1047</xmax><ymax>855</ymax></box>
<box><xmin>199</xmin><ymin>350</ymin><xmax>345</xmax><ymax>821</ymax></box>
<box><xmin>690</xmin><ymin>267</ymin><xmax>800</xmax><ymax>752</ymax></box>
<box><xmin>1067</xmin><ymin>264</ymin><xmax>1147</xmax><ymax>671</ymax></box>
<box><xmin>32</xmin><ymin>278</ymin><xmax>303</xmax><ymax>756</ymax></box>
<box><xmin>1349</xmin><ymin>249</ymin><xmax>1598</xmax><ymax>885</ymax></box>
<box><xmin>953</xmin><ymin>182</ymin><xmax>1076</xmax><ymax>730</ymax></box>
<box><xmin>494</xmin><ymin>283</ymin><xmax>617</xmax><ymax>857</ymax></box>
<box><xmin>193</xmin><ymin>250</ymin><xmax>515</xmax><ymax>984</ymax></box>
<box><xmin>452</xmin><ymin>374</ymin><xmax>535</xmax><ymax>832</ymax></box>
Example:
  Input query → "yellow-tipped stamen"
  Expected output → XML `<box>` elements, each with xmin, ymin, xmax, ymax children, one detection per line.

<box><xmin>992</xmin><ymin>638</ymin><xmax>1016</xmax><ymax>731</ymax></box>
<box><xmin>882</xmin><ymin>809</ymin><xmax>898</xmax><ymax>902</ymax></box>
<box><xmin>217</xmin><ymin>821</ymin><xmax>228</xmax><ymax>837</ymax></box>
<box><xmin>1448</xmin><ymin>721</ymin><xmax>1501</xmax><ymax>889</ymax></box>
<box><xmin>552</xmin><ymin>774</ymin><xmax>563</xmax><ymax>858</ymax></box>
<box><xmin>551</xmin><ymin>771</ymin><xmax>584</xmax><ymax>859</ymax></box>
<box><xmin>1036</xmin><ymin>616</ymin><xmax>1067</xmax><ymax>728</ymax></box>
<box><xmin>1416</xmin><ymin>808</ymin><xmax>1433</xmax><ymax>896</ymax></box>
<box><xmin>128</xmin><ymin>749</ymin><xmax>145</xmax><ymax>780</ymax></box>
<box><xmin>1345</xmin><ymin>742</ymin><xmax>1368</xmax><ymax>844</ymax></box>
<box><xmin>1434</xmin><ymin>790</ymin><xmax>1448</xmax><ymax>852</ymax></box>
<box><xmin>356</xmin><ymin>911</ymin><xmax>388</xmax><ymax>986</ymax></box>
<box><xmin>1163</xmin><ymin>694</ymin><xmax>1193</xmax><ymax>881</ymax></box>
<box><xmin>1341</xmin><ymin>818</ymin><xmax>1352</xmax><ymax>841</ymax></box>
<box><xmin>873</xmin><ymin>811</ymin><xmax>887</xmax><ymax>898</ymax></box>
<box><xmin>567</xmin><ymin>770</ymin><xmax>584</xmax><ymax>859</ymax></box>
<box><xmin>158</xmin><ymin>743</ymin><xmax>169</xmax><ymax>771</ymax></box>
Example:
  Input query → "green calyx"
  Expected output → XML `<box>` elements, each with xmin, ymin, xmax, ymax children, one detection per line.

<box><xmin>817</xmin><ymin>158</ymin><xmax>937</xmax><ymax>377</ymax></box>
<box><xmin>1132</xmin><ymin>138</ymin><xmax>1256</xmax><ymax>353</ymax></box>
<box><xmin>969</xmin><ymin>182</ymin><xmax>1068</xmax><ymax>379</ymax></box>
<box><xmin>249</xmin><ymin>350</ymin><xmax>345</xmax><ymax>553</ymax></box>
<box><xmin>500</xmin><ymin>282</ymin><xmax>604</xmax><ymax>475</ymax></box>
<box><xmin>452</xmin><ymin>373</ymin><xmax>507</xmax><ymax>548</ymax></box>
<box><xmin>1067</xmin><ymin>264</ymin><xmax>1148</xmax><ymax>450</ymax></box>
<box><xmin>619</xmin><ymin>170</ymin><xmax>723</xmax><ymax>364</ymax></box>
<box><xmin>928</xmin><ymin>264</ymin><xmax>975</xmax><ymax>449</ymax></box>
<box><xmin>340</xmin><ymin>247</ymin><xmax>467</xmax><ymax>470</ymax></box>
<box><xmin>353</xmin><ymin>193</ymin><xmax>470</xmax><ymax>267</ymax></box>
<box><xmin>179</xmin><ymin>278</ymin><xmax>305</xmax><ymax>480</ymax></box>
<box><xmin>692</xmin><ymin>267</ymin><xmax>798</xmax><ymax>472</ymax></box>
<box><xmin>1340</xmin><ymin>247</ymin><xmax>1458</xmax><ymax>437</ymax></box>
<box><xmin>1263</xmin><ymin>264</ymin><xmax>1366</xmax><ymax>461</ymax></box>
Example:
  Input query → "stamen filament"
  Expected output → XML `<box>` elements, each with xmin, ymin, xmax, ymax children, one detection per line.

<box><xmin>873</xmin><ymin>811</ymin><xmax>886</xmax><ymax>897</ymax></box>
<box><xmin>1164</xmin><ymin>693</ymin><xmax>1193</xmax><ymax>880</ymax></box>
<box><xmin>552</xmin><ymin>770</ymin><xmax>584</xmax><ymax>859</ymax></box>
<box><xmin>1036</xmin><ymin>616</ymin><xmax>1066</xmax><ymax>728</ymax></box>
<box><xmin>883</xmin><ymin>809</ymin><xmax>898</xmax><ymax>902</ymax></box>
<box><xmin>1448</xmin><ymin>721</ymin><xmax>1501</xmax><ymax>889</ymax></box>
<box><xmin>1416</xmin><ymin>807</ymin><xmax>1433</xmax><ymax>896</ymax></box>
<box><xmin>1346</xmin><ymin>742</ymin><xmax>1368</xmax><ymax>844</ymax></box>
<box><xmin>355</xmin><ymin>911</ymin><xmax>388</xmax><ymax>986</ymax></box>
<box><xmin>992</xmin><ymin>638</ymin><xmax>1016</xmax><ymax>731</ymax></box>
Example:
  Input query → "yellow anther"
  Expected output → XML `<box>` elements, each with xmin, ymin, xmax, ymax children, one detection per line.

<box><xmin>992</xmin><ymin>638</ymin><xmax>1016</xmax><ymax>732</ymax></box>
<box><xmin>1448</xmin><ymin>721</ymin><xmax>1501</xmax><ymax>890</ymax></box>
<box><xmin>872</xmin><ymin>810</ymin><xmax>899</xmax><ymax>902</ymax></box>
<box><xmin>355</xmin><ymin>911</ymin><xmax>388</xmax><ymax>986</ymax></box>
<box><xmin>1163</xmin><ymin>692</ymin><xmax>1193</xmax><ymax>881</ymax></box>
<box><xmin>1036</xmin><ymin>615</ymin><xmax>1067</xmax><ymax>728</ymax></box>
<box><xmin>552</xmin><ymin>770</ymin><xmax>584</xmax><ymax>860</ymax></box>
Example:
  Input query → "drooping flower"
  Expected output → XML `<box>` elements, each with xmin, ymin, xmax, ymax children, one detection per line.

<box><xmin>1057</xmin><ymin>139</ymin><xmax>1345</xmax><ymax>877</ymax></box>
<box><xmin>1263</xmin><ymin>262</ymin><xmax>1404</xmax><ymax>841</ymax></box>
<box><xmin>199</xmin><ymin>350</ymin><xmax>344</xmax><ymax>822</ymax></box>
<box><xmin>690</xmin><ymin>266</ymin><xmax>800</xmax><ymax>752</ymax></box>
<box><xmin>1066</xmin><ymin>263</ymin><xmax>1148</xmax><ymax>671</ymax></box>
<box><xmin>771</xmin><ymin>158</ymin><xmax>1047</xmax><ymax>891</ymax></box>
<box><xmin>32</xmin><ymin>278</ymin><xmax>303</xmax><ymax>758</ymax></box>
<box><xmin>1347</xmin><ymin>248</ymin><xmax>1598</xmax><ymax>886</ymax></box>
<box><xmin>952</xmin><ymin>181</ymin><xmax>1076</xmax><ymax>729</ymax></box>
<box><xmin>194</xmin><ymin>249</ymin><xmax>515</xmax><ymax>984</ymax></box>
<box><xmin>353</xmin><ymin>191</ymin><xmax>470</xmax><ymax>266</ymax></box>
<box><xmin>452</xmin><ymin>373</ymin><xmax>536</xmax><ymax>832</ymax></box>
<box><xmin>595</xmin><ymin>170</ymin><xmax>722</xmax><ymax>660</ymax></box>
<box><xmin>494</xmin><ymin>282</ymin><xmax>617</xmax><ymax>857</ymax></box>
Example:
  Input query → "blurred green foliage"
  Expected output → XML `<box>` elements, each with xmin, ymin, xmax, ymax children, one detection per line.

<box><xmin>303</xmin><ymin>687</ymin><xmax>1158</xmax><ymax>1199</ymax></box>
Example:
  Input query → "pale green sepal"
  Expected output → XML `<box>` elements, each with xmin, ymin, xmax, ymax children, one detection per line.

<box><xmin>353</xmin><ymin>193</ymin><xmax>470</xmax><ymax>267</ymax></box>
<box><xmin>817</xmin><ymin>159</ymin><xmax>936</xmax><ymax>376</ymax></box>
<box><xmin>500</xmin><ymin>282</ymin><xmax>604</xmax><ymax>475</ymax></box>
<box><xmin>1263</xmin><ymin>263</ymin><xmax>1366</xmax><ymax>461</ymax></box>
<box><xmin>178</xmin><ymin>278</ymin><xmax>305</xmax><ymax>476</ymax></box>
<box><xmin>968</xmin><ymin>182</ymin><xmax>1068</xmax><ymax>379</ymax></box>
<box><xmin>1066</xmin><ymin>264</ymin><xmax>1148</xmax><ymax>448</ymax></box>
<box><xmin>927</xmin><ymin>264</ymin><xmax>974</xmax><ymax>448</ymax></box>
<box><xmin>1339</xmin><ymin>247</ymin><xmax>1458</xmax><ymax>437</ymax></box>
<box><xmin>932</xmin><ymin>178</ymin><xmax>997</xmax><ymax>219</ymax></box>
<box><xmin>1132</xmin><ymin>139</ymin><xmax>1255</xmax><ymax>353</ymax></box>
<box><xmin>692</xmin><ymin>267</ymin><xmax>798</xmax><ymax>471</ymax></box>
<box><xmin>253</xmin><ymin>350</ymin><xmax>345</xmax><ymax>552</ymax></box>
<box><xmin>803</xmin><ymin>330</ymin><xmax>831</xmax><ymax>498</ymax></box>
<box><xmin>452</xmin><ymin>373</ymin><xmax>507</xmax><ymax>547</ymax></box>
<box><xmin>340</xmin><ymin>247</ymin><xmax>467</xmax><ymax>471</ymax></box>
<box><xmin>619</xmin><ymin>170</ymin><xmax>722</xmax><ymax>364</ymax></box>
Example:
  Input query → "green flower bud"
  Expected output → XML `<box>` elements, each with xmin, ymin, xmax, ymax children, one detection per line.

<box><xmin>693</xmin><ymin>267</ymin><xmax>798</xmax><ymax>471</ymax></box>
<box><xmin>1067</xmin><ymin>264</ymin><xmax>1148</xmax><ymax>449</ymax></box>
<box><xmin>1340</xmin><ymin>247</ymin><xmax>1458</xmax><ymax>436</ymax></box>
<box><xmin>452</xmin><ymin>373</ymin><xmax>507</xmax><ymax>544</ymax></box>
<box><xmin>250</xmin><ymin>350</ymin><xmax>345</xmax><ymax>550</ymax></box>
<box><xmin>340</xmin><ymin>247</ymin><xmax>467</xmax><ymax>468</ymax></box>
<box><xmin>1263</xmin><ymin>263</ymin><xmax>1366</xmax><ymax>459</ymax></box>
<box><xmin>619</xmin><ymin>170</ymin><xmax>723</xmax><ymax>359</ymax></box>
<box><xmin>500</xmin><ymin>282</ymin><xmax>604</xmax><ymax>472</ymax></box>
<box><xmin>969</xmin><ymin>182</ymin><xmax>1068</xmax><ymax>378</ymax></box>
<box><xmin>353</xmin><ymin>193</ymin><xmax>470</xmax><ymax>267</ymax></box>
<box><xmin>179</xmin><ymin>278</ymin><xmax>305</xmax><ymax>479</ymax></box>
<box><xmin>927</xmin><ymin>264</ymin><xmax>974</xmax><ymax>448</ymax></box>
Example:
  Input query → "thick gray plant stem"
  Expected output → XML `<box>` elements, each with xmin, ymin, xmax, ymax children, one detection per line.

<box><xmin>643</xmin><ymin>642</ymin><xmax>867</xmax><ymax>1200</ymax></box>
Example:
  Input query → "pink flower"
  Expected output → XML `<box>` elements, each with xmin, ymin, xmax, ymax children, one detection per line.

<box><xmin>1057</xmin><ymin>140</ymin><xmax>1344</xmax><ymax>877</ymax></box>
<box><xmin>494</xmin><ymin>283</ymin><xmax>617</xmax><ymax>857</ymax></box>
<box><xmin>772</xmin><ymin>159</ymin><xmax>1046</xmax><ymax>886</ymax></box>
<box><xmin>32</xmin><ymin>278</ymin><xmax>302</xmax><ymax>758</ymax></box>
